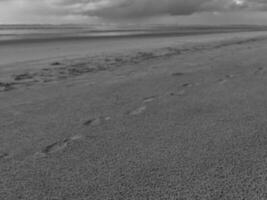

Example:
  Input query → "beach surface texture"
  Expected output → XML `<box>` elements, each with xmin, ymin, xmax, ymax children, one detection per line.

<box><xmin>1</xmin><ymin>30</ymin><xmax>267</xmax><ymax>199</ymax></box>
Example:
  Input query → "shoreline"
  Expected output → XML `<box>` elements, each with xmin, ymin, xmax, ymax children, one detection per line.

<box><xmin>1</xmin><ymin>27</ymin><xmax>267</xmax><ymax>45</ymax></box>
<box><xmin>1</xmin><ymin>31</ymin><xmax>267</xmax><ymax>68</ymax></box>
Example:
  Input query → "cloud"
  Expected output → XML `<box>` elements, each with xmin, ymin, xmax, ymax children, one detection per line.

<box><xmin>52</xmin><ymin>0</ymin><xmax>267</xmax><ymax>19</ymax></box>
<box><xmin>1</xmin><ymin>0</ymin><xmax>267</xmax><ymax>23</ymax></box>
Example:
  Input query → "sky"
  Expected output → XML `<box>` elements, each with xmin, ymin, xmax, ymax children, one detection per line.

<box><xmin>1</xmin><ymin>0</ymin><xmax>267</xmax><ymax>25</ymax></box>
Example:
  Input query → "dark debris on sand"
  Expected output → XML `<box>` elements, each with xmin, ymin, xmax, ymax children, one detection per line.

<box><xmin>14</xmin><ymin>73</ymin><xmax>35</xmax><ymax>81</ymax></box>
<box><xmin>0</xmin><ymin>82</ymin><xmax>16</xmax><ymax>92</ymax></box>
<box><xmin>51</xmin><ymin>62</ymin><xmax>61</xmax><ymax>66</ymax></box>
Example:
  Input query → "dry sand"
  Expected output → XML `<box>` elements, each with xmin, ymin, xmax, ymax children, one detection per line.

<box><xmin>1</xmin><ymin>31</ymin><xmax>267</xmax><ymax>199</ymax></box>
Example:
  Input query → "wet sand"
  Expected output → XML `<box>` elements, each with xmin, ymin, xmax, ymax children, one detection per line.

<box><xmin>1</xmin><ymin>31</ymin><xmax>267</xmax><ymax>199</ymax></box>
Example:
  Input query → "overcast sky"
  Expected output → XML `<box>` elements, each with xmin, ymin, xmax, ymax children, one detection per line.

<box><xmin>1</xmin><ymin>0</ymin><xmax>267</xmax><ymax>24</ymax></box>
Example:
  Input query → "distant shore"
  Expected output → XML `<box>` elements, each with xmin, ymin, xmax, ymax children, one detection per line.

<box><xmin>1</xmin><ymin>24</ymin><xmax>267</xmax><ymax>44</ymax></box>
<box><xmin>1</xmin><ymin>30</ymin><xmax>267</xmax><ymax>68</ymax></box>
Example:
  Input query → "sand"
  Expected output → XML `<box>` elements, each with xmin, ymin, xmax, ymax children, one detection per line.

<box><xmin>1</xmin><ymin>31</ymin><xmax>267</xmax><ymax>199</ymax></box>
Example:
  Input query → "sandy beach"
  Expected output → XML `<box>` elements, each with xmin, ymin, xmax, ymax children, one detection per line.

<box><xmin>1</xmin><ymin>30</ymin><xmax>267</xmax><ymax>199</ymax></box>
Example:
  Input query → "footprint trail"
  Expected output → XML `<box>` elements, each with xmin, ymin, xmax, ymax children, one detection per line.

<box><xmin>129</xmin><ymin>106</ymin><xmax>147</xmax><ymax>116</ymax></box>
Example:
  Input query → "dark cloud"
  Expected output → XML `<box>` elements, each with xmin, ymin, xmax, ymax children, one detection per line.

<box><xmin>55</xmin><ymin>0</ymin><xmax>267</xmax><ymax>19</ymax></box>
<box><xmin>1</xmin><ymin>0</ymin><xmax>267</xmax><ymax>23</ymax></box>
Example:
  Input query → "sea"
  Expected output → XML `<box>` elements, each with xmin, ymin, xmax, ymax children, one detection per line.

<box><xmin>0</xmin><ymin>24</ymin><xmax>266</xmax><ymax>43</ymax></box>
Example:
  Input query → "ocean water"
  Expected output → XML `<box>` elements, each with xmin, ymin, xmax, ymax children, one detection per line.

<box><xmin>0</xmin><ymin>24</ymin><xmax>156</xmax><ymax>42</ymax></box>
<box><xmin>0</xmin><ymin>24</ymin><xmax>266</xmax><ymax>42</ymax></box>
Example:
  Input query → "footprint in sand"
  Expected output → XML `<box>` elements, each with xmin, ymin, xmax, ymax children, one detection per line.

<box><xmin>143</xmin><ymin>96</ymin><xmax>157</xmax><ymax>104</ymax></box>
<box><xmin>70</xmin><ymin>134</ymin><xmax>83</xmax><ymax>141</ymax></box>
<box><xmin>218</xmin><ymin>74</ymin><xmax>235</xmax><ymax>84</ymax></box>
<box><xmin>42</xmin><ymin>139</ymin><xmax>70</xmax><ymax>154</ymax></box>
<box><xmin>254</xmin><ymin>67</ymin><xmax>265</xmax><ymax>75</ymax></box>
<box><xmin>129</xmin><ymin>106</ymin><xmax>147</xmax><ymax>116</ymax></box>
<box><xmin>0</xmin><ymin>153</ymin><xmax>9</xmax><ymax>160</ymax></box>
<box><xmin>177</xmin><ymin>90</ymin><xmax>186</xmax><ymax>96</ymax></box>
<box><xmin>83</xmin><ymin>116</ymin><xmax>111</xmax><ymax>126</ymax></box>
<box><xmin>84</xmin><ymin>118</ymin><xmax>101</xmax><ymax>126</ymax></box>
<box><xmin>219</xmin><ymin>79</ymin><xmax>228</xmax><ymax>84</ymax></box>
<box><xmin>172</xmin><ymin>72</ymin><xmax>184</xmax><ymax>76</ymax></box>
<box><xmin>225</xmin><ymin>74</ymin><xmax>235</xmax><ymax>79</ymax></box>
<box><xmin>168</xmin><ymin>89</ymin><xmax>185</xmax><ymax>97</ymax></box>
<box><xmin>181</xmin><ymin>83</ymin><xmax>193</xmax><ymax>88</ymax></box>
<box><xmin>35</xmin><ymin>134</ymin><xmax>83</xmax><ymax>158</ymax></box>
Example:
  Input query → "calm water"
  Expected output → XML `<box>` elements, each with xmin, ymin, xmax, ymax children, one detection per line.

<box><xmin>0</xmin><ymin>24</ymin><xmax>266</xmax><ymax>42</ymax></box>
<box><xmin>0</xmin><ymin>24</ymin><xmax>160</xmax><ymax>41</ymax></box>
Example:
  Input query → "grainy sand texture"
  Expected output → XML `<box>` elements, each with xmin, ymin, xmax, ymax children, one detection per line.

<box><xmin>1</xmin><ymin>31</ymin><xmax>267</xmax><ymax>200</ymax></box>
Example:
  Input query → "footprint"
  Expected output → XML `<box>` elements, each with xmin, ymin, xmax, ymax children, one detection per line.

<box><xmin>70</xmin><ymin>134</ymin><xmax>83</xmax><ymax>141</ymax></box>
<box><xmin>225</xmin><ymin>74</ymin><xmax>235</xmax><ymax>79</ymax></box>
<box><xmin>0</xmin><ymin>152</ymin><xmax>9</xmax><ymax>160</ymax></box>
<box><xmin>42</xmin><ymin>139</ymin><xmax>70</xmax><ymax>154</ymax></box>
<box><xmin>219</xmin><ymin>79</ymin><xmax>227</xmax><ymax>84</ymax></box>
<box><xmin>129</xmin><ymin>106</ymin><xmax>147</xmax><ymax>116</ymax></box>
<box><xmin>218</xmin><ymin>74</ymin><xmax>235</xmax><ymax>84</ymax></box>
<box><xmin>104</xmin><ymin>116</ymin><xmax>111</xmax><ymax>121</ymax></box>
<box><xmin>143</xmin><ymin>96</ymin><xmax>156</xmax><ymax>103</ymax></box>
<box><xmin>172</xmin><ymin>72</ymin><xmax>184</xmax><ymax>76</ymax></box>
<box><xmin>84</xmin><ymin>118</ymin><xmax>101</xmax><ymax>126</ymax></box>
<box><xmin>254</xmin><ymin>67</ymin><xmax>264</xmax><ymax>75</ymax></box>
<box><xmin>167</xmin><ymin>88</ymin><xmax>186</xmax><ymax>97</ymax></box>
<box><xmin>83</xmin><ymin>116</ymin><xmax>111</xmax><ymax>126</ymax></box>
<box><xmin>177</xmin><ymin>90</ymin><xmax>186</xmax><ymax>96</ymax></box>
<box><xmin>35</xmin><ymin>135</ymin><xmax>83</xmax><ymax>158</ymax></box>
<box><xmin>182</xmin><ymin>83</ymin><xmax>193</xmax><ymax>88</ymax></box>
<box><xmin>33</xmin><ymin>152</ymin><xmax>47</xmax><ymax>158</ymax></box>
